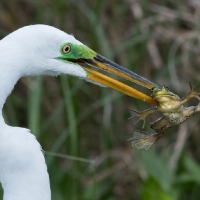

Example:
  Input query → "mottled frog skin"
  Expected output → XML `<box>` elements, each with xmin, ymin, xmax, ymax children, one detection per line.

<box><xmin>128</xmin><ymin>84</ymin><xmax>200</xmax><ymax>150</ymax></box>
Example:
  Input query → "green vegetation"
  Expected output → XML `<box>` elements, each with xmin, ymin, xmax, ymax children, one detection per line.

<box><xmin>1</xmin><ymin>0</ymin><xmax>200</xmax><ymax>199</ymax></box>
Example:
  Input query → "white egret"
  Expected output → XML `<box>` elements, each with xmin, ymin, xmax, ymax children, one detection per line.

<box><xmin>0</xmin><ymin>24</ymin><xmax>158</xmax><ymax>200</ymax></box>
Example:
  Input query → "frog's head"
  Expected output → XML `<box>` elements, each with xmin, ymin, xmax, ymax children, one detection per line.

<box><xmin>151</xmin><ymin>85</ymin><xmax>179</xmax><ymax>101</ymax></box>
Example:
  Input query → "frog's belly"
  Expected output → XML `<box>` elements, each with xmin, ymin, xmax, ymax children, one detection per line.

<box><xmin>158</xmin><ymin>101</ymin><xmax>183</xmax><ymax>113</ymax></box>
<box><xmin>163</xmin><ymin>112</ymin><xmax>186</xmax><ymax>125</ymax></box>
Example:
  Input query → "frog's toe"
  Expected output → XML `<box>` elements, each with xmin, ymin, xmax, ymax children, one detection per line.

<box><xmin>128</xmin><ymin>114</ymin><xmax>138</xmax><ymax>121</ymax></box>
<box><xmin>188</xmin><ymin>82</ymin><xmax>200</xmax><ymax>96</ymax></box>
<box><xmin>129</xmin><ymin>117</ymin><xmax>145</xmax><ymax>128</ymax></box>
<box><xmin>189</xmin><ymin>81</ymin><xmax>197</xmax><ymax>90</ymax></box>
<box><xmin>129</xmin><ymin>110</ymin><xmax>147</xmax><ymax>128</ymax></box>
<box><xmin>128</xmin><ymin>130</ymin><xmax>158</xmax><ymax>150</ymax></box>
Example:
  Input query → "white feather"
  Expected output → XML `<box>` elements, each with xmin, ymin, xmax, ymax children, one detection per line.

<box><xmin>0</xmin><ymin>24</ymin><xmax>91</xmax><ymax>200</ymax></box>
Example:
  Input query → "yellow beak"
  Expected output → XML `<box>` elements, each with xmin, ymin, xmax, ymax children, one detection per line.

<box><xmin>85</xmin><ymin>68</ymin><xmax>157</xmax><ymax>105</ymax></box>
<box><xmin>74</xmin><ymin>54</ymin><xmax>159</xmax><ymax>105</ymax></box>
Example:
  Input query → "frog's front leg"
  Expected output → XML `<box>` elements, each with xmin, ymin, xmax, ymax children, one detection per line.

<box><xmin>129</xmin><ymin>106</ymin><xmax>158</xmax><ymax>128</ymax></box>
<box><xmin>179</xmin><ymin>83</ymin><xmax>200</xmax><ymax>105</ymax></box>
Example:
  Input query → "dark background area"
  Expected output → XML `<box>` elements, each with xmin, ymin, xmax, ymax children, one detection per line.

<box><xmin>1</xmin><ymin>0</ymin><xmax>200</xmax><ymax>199</ymax></box>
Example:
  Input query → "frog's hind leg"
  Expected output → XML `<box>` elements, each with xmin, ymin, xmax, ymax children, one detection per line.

<box><xmin>128</xmin><ymin>129</ymin><xmax>160</xmax><ymax>150</ymax></box>
<box><xmin>193</xmin><ymin>103</ymin><xmax>200</xmax><ymax>113</ymax></box>
<box><xmin>129</xmin><ymin>117</ymin><xmax>171</xmax><ymax>150</ymax></box>
<box><xmin>151</xmin><ymin>116</ymin><xmax>172</xmax><ymax>132</ymax></box>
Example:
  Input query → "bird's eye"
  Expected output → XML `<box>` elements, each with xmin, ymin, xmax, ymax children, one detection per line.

<box><xmin>62</xmin><ymin>44</ymin><xmax>71</xmax><ymax>54</ymax></box>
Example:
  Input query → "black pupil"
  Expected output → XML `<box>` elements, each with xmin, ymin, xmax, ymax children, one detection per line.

<box><xmin>65</xmin><ymin>46</ymin><xmax>69</xmax><ymax>52</ymax></box>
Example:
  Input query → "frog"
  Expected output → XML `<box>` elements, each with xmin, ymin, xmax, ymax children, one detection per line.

<box><xmin>128</xmin><ymin>83</ymin><xmax>200</xmax><ymax>150</ymax></box>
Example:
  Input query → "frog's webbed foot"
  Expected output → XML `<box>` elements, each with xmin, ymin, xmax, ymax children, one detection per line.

<box><xmin>129</xmin><ymin>107</ymin><xmax>157</xmax><ymax>129</ymax></box>
<box><xmin>128</xmin><ymin>129</ymin><xmax>160</xmax><ymax>150</ymax></box>
<box><xmin>184</xmin><ymin>82</ymin><xmax>200</xmax><ymax>101</ymax></box>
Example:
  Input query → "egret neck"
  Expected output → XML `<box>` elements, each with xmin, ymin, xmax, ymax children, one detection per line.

<box><xmin>0</xmin><ymin>36</ymin><xmax>51</xmax><ymax>199</ymax></box>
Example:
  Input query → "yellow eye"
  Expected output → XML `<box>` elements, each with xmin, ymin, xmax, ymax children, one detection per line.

<box><xmin>62</xmin><ymin>44</ymin><xmax>71</xmax><ymax>54</ymax></box>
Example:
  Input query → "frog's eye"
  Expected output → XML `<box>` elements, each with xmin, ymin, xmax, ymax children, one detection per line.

<box><xmin>62</xmin><ymin>44</ymin><xmax>71</xmax><ymax>54</ymax></box>
<box><xmin>163</xmin><ymin>85</ymin><xmax>169</xmax><ymax>91</ymax></box>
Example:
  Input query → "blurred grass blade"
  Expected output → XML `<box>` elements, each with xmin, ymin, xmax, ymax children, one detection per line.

<box><xmin>45</xmin><ymin>151</ymin><xmax>94</xmax><ymax>164</ymax></box>
<box><xmin>28</xmin><ymin>77</ymin><xmax>42</xmax><ymax>137</ymax></box>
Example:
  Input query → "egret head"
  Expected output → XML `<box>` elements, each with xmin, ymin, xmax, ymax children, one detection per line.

<box><xmin>1</xmin><ymin>25</ymin><xmax>158</xmax><ymax>104</ymax></box>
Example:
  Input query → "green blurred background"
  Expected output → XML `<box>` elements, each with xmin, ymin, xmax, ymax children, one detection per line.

<box><xmin>1</xmin><ymin>0</ymin><xmax>200</xmax><ymax>199</ymax></box>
